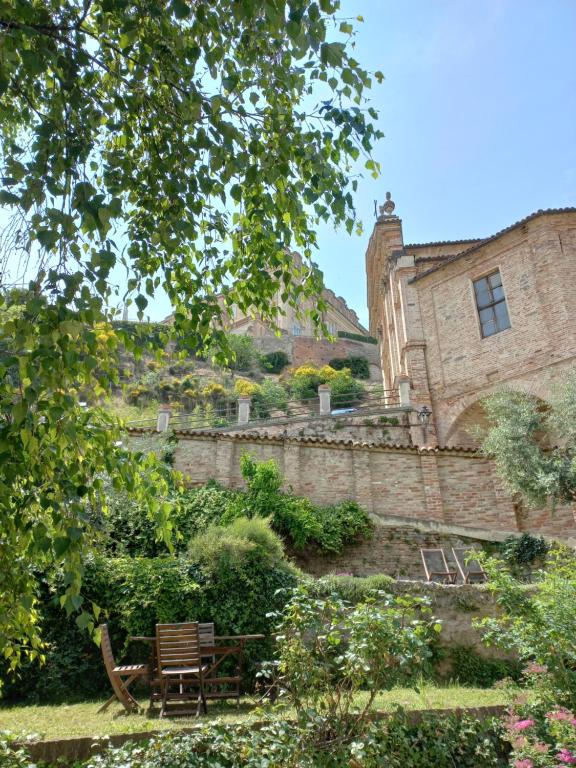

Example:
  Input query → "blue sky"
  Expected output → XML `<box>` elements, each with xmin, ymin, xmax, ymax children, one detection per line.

<box><xmin>304</xmin><ymin>0</ymin><xmax>576</xmax><ymax>327</ymax></box>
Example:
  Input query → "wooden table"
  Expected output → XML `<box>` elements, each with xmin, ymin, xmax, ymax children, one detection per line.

<box><xmin>129</xmin><ymin>633</ymin><xmax>265</xmax><ymax>705</ymax></box>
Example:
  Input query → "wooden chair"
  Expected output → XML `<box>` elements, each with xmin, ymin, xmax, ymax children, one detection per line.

<box><xmin>199</xmin><ymin>623</ymin><xmax>242</xmax><ymax>707</ymax></box>
<box><xmin>420</xmin><ymin>548</ymin><xmax>458</xmax><ymax>584</ymax></box>
<box><xmin>452</xmin><ymin>547</ymin><xmax>488</xmax><ymax>584</ymax></box>
<box><xmin>97</xmin><ymin>624</ymin><xmax>148</xmax><ymax>714</ymax></box>
<box><xmin>156</xmin><ymin>621</ymin><xmax>208</xmax><ymax>717</ymax></box>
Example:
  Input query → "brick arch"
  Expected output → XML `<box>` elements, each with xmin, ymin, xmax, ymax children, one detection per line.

<box><xmin>443</xmin><ymin>383</ymin><xmax>551</xmax><ymax>450</ymax></box>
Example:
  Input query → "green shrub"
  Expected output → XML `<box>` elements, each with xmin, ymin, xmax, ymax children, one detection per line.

<box><xmin>288</xmin><ymin>363</ymin><xmax>365</xmax><ymax>405</ymax></box>
<box><xmin>67</xmin><ymin>711</ymin><xmax>506</xmax><ymax>768</ymax></box>
<box><xmin>329</xmin><ymin>355</ymin><xmax>370</xmax><ymax>379</ymax></box>
<box><xmin>260</xmin><ymin>350</ymin><xmax>290</xmax><ymax>373</ymax></box>
<box><xmin>2</xmin><ymin>550</ymin><xmax>298</xmax><ymax>705</ymax></box>
<box><xmin>219</xmin><ymin>334</ymin><xmax>257</xmax><ymax>371</ymax></box>
<box><xmin>448</xmin><ymin>645</ymin><xmax>521</xmax><ymax>687</ymax></box>
<box><xmin>475</xmin><ymin>547</ymin><xmax>576</xmax><ymax>708</ymax></box>
<box><xmin>310</xmin><ymin>573</ymin><xmax>395</xmax><ymax>603</ymax></box>
<box><xmin>337</xmin><ymin>330</ymin><xmax>378</xmax><ymax>344</ymax></box>
<box><xmin>329</xmin><ymin>371</ymin><xmax>365</xmax><ymax>407</ymax></box>
<box><xmin>259</xmin><ymin>378</ymin><xmax>288</xmax><ymax>412</ymax></box>
<box><xmin>500</xmin><ymin>532</ymin><xmax>549</xmax><ymax>567</ymax></box>
<box><xmin>268</xmin><ymin>585</ymin><xmax>442</xmax><ymax>744</ymax></box>
<box><xmin>229</xmin><ymin>455</ymin><xmax>373</xmax><ymax>553</ymax></box>
<box><xmin>189</xmin><ymin>517</ymin><xmax>285</xmax><ymax>572</ymax></box>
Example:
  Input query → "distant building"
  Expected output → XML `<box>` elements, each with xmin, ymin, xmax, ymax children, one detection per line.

<box><xmin>220</xmin><ymin>251</ymin><xmax>368</xmax><ymax>339</ymax></box>
<box><xmin>366</xmin><ymin>196</ymin><xmax>576</xmax><ymax>448</ymax></box>
<box><xmin>164</xmin><ymin>251</ymin><xmax>380</xmax><ymax>373</ymax></box>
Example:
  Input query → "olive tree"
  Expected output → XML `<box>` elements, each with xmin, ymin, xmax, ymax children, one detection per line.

<box><xmin>0</xmin><ymin>1</ymin><xmax>382</xmax><ymax>670</ymax></box>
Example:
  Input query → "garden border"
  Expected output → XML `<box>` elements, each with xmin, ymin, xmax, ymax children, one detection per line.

<box><xmin>11</xmin><ymin>705</ymin><xmax>507</xmax><ymax>764</ymax></box>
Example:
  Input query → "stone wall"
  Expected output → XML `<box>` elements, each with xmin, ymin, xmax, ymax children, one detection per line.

<box><xmin>292</xmin><ymin>524</ymin><xmax>495</xmax><ymax>579</ymax></box>
<box><xmin>131</xmin><ymin>429</ymin><xmax>575</xmax><ymax>538</ymax></box>
<box><xmin>251</xmin><ymin>334</ymin><xmax>381</xmax><ymax>380</ymax></box>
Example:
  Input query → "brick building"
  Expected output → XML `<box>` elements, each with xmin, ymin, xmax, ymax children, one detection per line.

<box><xmin>366</xmin><ymin>196</ymin><xmax>576</xmax><ymax>449</ymax></box>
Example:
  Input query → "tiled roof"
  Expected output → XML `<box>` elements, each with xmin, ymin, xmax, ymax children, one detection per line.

<box><xmin>126</xmin><ymin>426</ymin><xmax>478</xmax><ymax>454</ymax></box>
<box><xmin>411</xmin><ymin>207</ymin><xmax>576</xmax><ymax>282</ymax></box>
<box><xmin>406</xmin><ymin>238</ymin><xmax>483</xmax><ymax>249</ymax></box>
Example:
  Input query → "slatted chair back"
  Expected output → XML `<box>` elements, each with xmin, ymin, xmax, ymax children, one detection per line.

<box><xmin>156</xmin><ymin>622</ymin><xmax>202</xmax><ymax>671</ymax></box>
<box><xmin>420</xmin><ymin>548</ymin><xmax>453</xmax><ymax>583</ymax></box>
<box><xmin>452</xmin><ymin>547</ymin><xmax>487</xmax><ymax>583</ymax></box>
<box><xmin>199</xmin><ymin>622</ymin><xmax>215</xmax><ymax>648</ymax></box>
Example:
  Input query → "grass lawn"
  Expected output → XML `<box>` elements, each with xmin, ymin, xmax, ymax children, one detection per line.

<box><xmin>0</xmin><ymin>683</ymin><xmax>517</xmax><ymax>742</ymax></box>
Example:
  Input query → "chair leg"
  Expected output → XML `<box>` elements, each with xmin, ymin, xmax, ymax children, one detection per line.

<box><xmin>160</xmin><ymin>678</ymin><xmax>168</xmax><ymax>718</ymax></box>
<box><xmin>97</xmin><ymin>692</ymin><xmax>118</xmax><ymax>714</ymax></box>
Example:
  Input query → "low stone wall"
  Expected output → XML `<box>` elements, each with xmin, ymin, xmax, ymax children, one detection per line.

<box><xmin>292</xmin><ymin>524</ymin><xmax>495</xmax><ymax>579</ymax></box>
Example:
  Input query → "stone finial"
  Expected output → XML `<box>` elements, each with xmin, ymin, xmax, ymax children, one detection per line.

<box><xmin>379</xmin><ymin>191</ymin><xmax>396</xmax><ymax>217</ymax></box>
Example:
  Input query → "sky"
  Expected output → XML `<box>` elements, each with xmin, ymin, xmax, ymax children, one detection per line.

<box><xmin>4</xmin><ymin>1</ymin><xmax>575</xmax><ymax>327</ymax></box>
<box><xmin>296</xmin><ymin>0</ymin><xmax>576</xmax><ymax>328</ymax></box>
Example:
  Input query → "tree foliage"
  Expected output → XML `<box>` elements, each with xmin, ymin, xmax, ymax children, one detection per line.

<box><xmin>481</xmin><ymin>374</ymin><xmax>576</xmax><ymax>508</ymax></box>
<box><xmin>0</xmin><ymin>0</ymin><xmax>382</xmax><ymax>666</ymax></box>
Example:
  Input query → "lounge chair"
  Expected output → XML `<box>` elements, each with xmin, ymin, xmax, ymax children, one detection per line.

<box><xmin>420</xmin><ymin>548</ymin><xmax>457</xmax><ymax>584</ymax></box>
<box><xmin>452</xmin><ymin>547</ymin><xmax>488</xmax><ymax>584</ymax></box>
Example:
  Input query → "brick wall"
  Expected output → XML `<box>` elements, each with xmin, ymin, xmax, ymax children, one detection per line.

<box><xmin>292</xmin><ymin>524</ymin><xmax>493</xmax><ymax>579</ymax></box>
<box><xmin>149</xmin><ymin>430</ymin><xmax>576</xmax><ymax>537</ymax></box>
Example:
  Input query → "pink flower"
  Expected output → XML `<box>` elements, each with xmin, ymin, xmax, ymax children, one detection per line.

<box><xmin>547</xmin><ymin>709</ymin><xmax>575</xmax><ymax>722</ymax></box>
<box><xmin>534</xmin><ymin>742</ymin><xmax>549</xmax><ymax>754</ymax></box>
<box><xmin>514</xmin><ymin>759</ymin><xmax>533</xmax><ymax>768</ymax></box>
<box><xmin>512</xmin><ymin>719</ymin><xmax>535</xmax><ymax>731</ymax></box>
<box><xmin>557</xmin><ymin>748</ymin><xmax>576</xmax><ymax>764</ymax></box>
<box><xmin>524</xmin><ymin>662</ymin><xmax>548</xmax><ymax>675</ymax></box>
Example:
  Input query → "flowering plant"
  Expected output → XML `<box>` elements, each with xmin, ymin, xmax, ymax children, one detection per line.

<box><xmin>504</xmin><ymin>706</ymin><xmax>576</xmax><ymax>767</ymax></box>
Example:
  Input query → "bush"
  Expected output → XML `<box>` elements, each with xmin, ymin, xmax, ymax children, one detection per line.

<box><xmin>259</xmin><ymin>378</ymin><xmax>288</xmax><ymax>412</ymax></box>
<box><xmin>448</xmin><ymin>645</ymin><xmax>521</xmax><ymax>687</ymax></box>
<box><xmin>56</xmin><ymin>711</ymin><xmax>506</xmax><ymax>768</ymax></box>
<box><xmin>2</xmin><ymin>549</ymin><xmax>298</xmax><ymax>705</ymax></box>
<box><xmin>329</xmin><ymin>356</ymin><xmax>370</xmax><ymax>379</ymax></box>
<box><xmin>310</xmin><ymin>574</ymin><xmax>395</xmax><ymax>603</ymax></box>
<box><xmin>189</xmin><ymin>517</ymin><xmax>285</xmax><ymax>572</ymax></box>
<box><xmin>222</xmin><ymin>334</ymin><xmax>257</xmax><ymax>371</ymax></box>
<box><xmin>268</xmin><ymin>585</ymin><xmax>441</xmax><ymax>743</ymax></box>
<box><xmin>500</xmin><ymin>533</ymin><xmax>549</xmax><ymax>571</ymax></box>
<box><xmin>229</xmin><ymin>455</ymin><xmax>373</xmax><ymax>553</ymax></box>
<box><xmin>260</xmin><ymin>350</ymin><xmax>290</xmax><ymax>373</ymax></box>
<box><xmin>475</xmin><ymin>547</ymin><xmax>576</xmax><ymax>708</ymax></box>
<box><xmin>288</xmin><ymin>363</ymin><xmax>365</xmax><ymax>405</ymax></box>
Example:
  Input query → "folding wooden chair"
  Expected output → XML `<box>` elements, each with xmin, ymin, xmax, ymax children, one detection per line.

<box><xmin>420</xmin><ymin>548</ymin><xmax>458</xmax><ymax>584</ymax></box>
<box><xmin>452</xmin><ymin>547</ymin><xmax>488</xmax><ymax>584</ymax></box>
<box><xmin>156</xmin><ymin>621</ymin><xmax>208</xmax><ymax>717</ymax></box>
<box><xmin>97</xmin><ymin>623</ymin><xmax>148</xmax><ymax>714</ymax></box>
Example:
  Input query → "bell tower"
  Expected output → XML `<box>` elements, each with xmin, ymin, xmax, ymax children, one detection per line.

<box><xmin>365</xmin><ymin>194</ymin><xmax>436</xmax><ymax>446</ymax></box>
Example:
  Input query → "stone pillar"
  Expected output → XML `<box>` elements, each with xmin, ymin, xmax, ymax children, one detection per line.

<box><xmin>237</xmin><ymin>396</ymin><xmax>251</xmax><ymax>425</ymax></box>
<box><xmin>419</xmin><ymin>451</ymin><xmax>445</xmax><ymax>521</ymax></box>
<box><xmin>318</xmin><ymin>384</ymin><xmax>331</xmax><ymax>415</ymax></box>
<box><xmin>156</xmin><ymin>405</ymin><xmax>171</xmax><ymax>432</ymax></box>
<box><xmin>396</xmin><ymin>375</ymin><xmax>411</xmax><ymax>407</ymax></box>
<box><xmin>283</xmin><ymin>441</ymin><xmax>301</xmax><ymax>495</ymax></box>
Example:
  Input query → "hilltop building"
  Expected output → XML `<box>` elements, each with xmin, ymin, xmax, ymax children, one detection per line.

<box><xmin>366</xmin><ymin>196</ymin><xmax>576</xmax><ymax>449</ymax></box>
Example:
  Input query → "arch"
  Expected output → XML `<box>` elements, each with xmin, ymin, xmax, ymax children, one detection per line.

<box><xmin>443</xmin><ymin>387</ymin><xmax>552</xmax><ymax>450</ymax></box>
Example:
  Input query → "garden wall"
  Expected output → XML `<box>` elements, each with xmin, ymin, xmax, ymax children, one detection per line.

<box><xmin>292</xmin><ymin>524</ymin><xmax>496</xmax><ymax>579</ymax></box>
<box><xmin>138</xmin><ymin>429</ymin><xmax>576</xmax><ymax>538</ymax></box>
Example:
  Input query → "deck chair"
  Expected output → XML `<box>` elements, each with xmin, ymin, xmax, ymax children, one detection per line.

<box><xmin>420</xmin><ymin>548</ymin><xmax>457</xmax><ymax>584</ymax></box>
<box><xmin>452</xmin><ymin>547</ymin><xmax>488</xmax><ymax>584</ymax></box>
<box><xmin>97</xmin><ymin>623</ymin><xmax>148</xmax><ymax>714</ymax></box>
<box><xmin>199</xmin><ymin>622</ymin><xmax>242</xmax><ymax>707</ymax></box>
<box><xmin>156</xmin><ymin>621</ymin><xmax>208</xmax><ymax>717</ymax></box>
